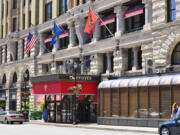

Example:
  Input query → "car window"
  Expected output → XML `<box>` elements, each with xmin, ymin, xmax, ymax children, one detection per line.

<box><xmin>9</xmin><ymin>111</ymin><xmax>20</xmax><ymax>114</ymax></box>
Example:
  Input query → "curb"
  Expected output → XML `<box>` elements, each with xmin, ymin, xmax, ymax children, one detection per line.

<box><xmin>27</xmin><ymin>122</ymin><xmax>158</xmax><ymax>134</ymax></box>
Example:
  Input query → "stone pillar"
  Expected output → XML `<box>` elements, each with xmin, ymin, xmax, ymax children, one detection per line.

<box><xmin>113</xmin><ymin>48</ymin><xmax>125</xmax><ymax>76</ymax></box>
<box><xmin>106</xmin><ymin>53</ymin><xmax>112</xmax><ymax>74</ymax></box>
<box><xmin>53</xmin><ymin>0</ymin><xmax>59</xmax><ymax>19</ymax></box>
<box><xmin>31</xmin><ymin>0</ymin><xmax>38</xmax><ymax>26</ymax></box>
<box><xmin>18</xmin><ymin>39</ymin><xmax>23</xmax><ymax>60</ymax></box>
<box><xmin>24</xmin><ymin>38</ymin><xmax>28</xmax><ymax>58</ymax></box>
<box><xmin>2</xmin><ymin>45</ymin><xmax>5</xmax><ymax>64</ymax></box>
<box><xmin>75</xmin><ymin>17</ymin><xmax>86</xmax><ymax>46</ymax></box>
<box><xmin>114</xmin><ymin>5</ymin><xmax>124</xmax><ymax>37</ymax></box>
<box><xmin>132</xmin><ymin>47</ymin><xmax>139</xmax><ymax>71</ymax></box>
<box><xmin>25</xmin><ymin>0</ymin><xmax>30</xmax><ymax>28</ymax></box>
<box><xmin>63</xmin><ymin>60</ymin><xmax>67</xmax><ymax>73</ymax></box>
<box><xmin>92</xmin><ymin>20</ymin><xmax>100</xmax><ymax>42</ymax></box>
<box><xmin>90</xmin><ymin>54</ymin><xmax>104</xmax><ymax>75</ymax></box>
<box><xmin>39</xmin><ymin>0</ymin><xmax>45</xmax><ymax>24</ymax></box>
<box><xmin>20</xmin><ymin>0</ymin><xmax>24</xmax><ymax>30</ymax></box>
<box><xmin>0</xmin><ymin>0</ymin><xmax>2</xmax><ymax>38</ymax></box>
<box><xmin>68</xmin><ymin>22</ymin><xmax>75</xmax><ymax>48</ymax></box>
<box><xmin>3</xmin><ymin>0</ymin><xmax>7</xmax><ymax>37</ymax></box>
<box><xmin>16</xmin><ymin>82</ymin><xmax>21</xmax><ymax>111</ymax></box>
<box><xmin>51</xmin><ymin>61</ymin><xmax>57</xmax><ymax>73</ymax></box>
<box><xmin>38</xmin><ymin>33</ymin><xmax>45</xmax><ymax>56</ymax></box>
<box><xmin>143</xmin><ymin>0</ymin><xmax>152</xmax><ymax>30</ymax></box>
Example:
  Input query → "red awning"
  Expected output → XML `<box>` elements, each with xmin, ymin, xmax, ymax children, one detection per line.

<box><xmin>123</xmin><ymin>4</ymin><xmax>144</xmax><ymax>18</ymax></box>
<box><xmin>51</xmin><ymin>95</ymin><xmax>64</xmax><ymax>101</ymax></box>
<box><xmin>43</xmin><ymin>32</ymin><xmax>69</xmax><ymax>43</ymax></box>
<box><xmin>99</xmin><ymin>14</ymin><xmax>116</xmax><ymax>26</ymax></box>
<box><xmin>32</xmin><ymin>81</ymin><xmax>98</xmax><ymax>95</ymax></box>
<box><xmin>36</xmin><ymin>95</ymin><xmax>44</xmax><ymax>104</ymax></box>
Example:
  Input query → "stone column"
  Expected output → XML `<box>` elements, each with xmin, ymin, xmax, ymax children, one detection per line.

<box><xmin>3</xmin><ymin>0</ymin><xmax>7</xmax><ymax>37</ymax></box>
<box><xmin>63</xmin><ymin>60</ymin><xmax>67</xmax><ymax>73</ymax></box>
<box><xmin>92</xmin><ymin>20</ymin><xmax>100</xmax><ymax>42</ymax></box>
<box><xmin>39</xmin><ymin>0</ymin><xmax>45</xmax><ymax>24</ymax></box>
<box><xmin>20</xmin><ymin>0</ymin><xmax>24</xmax><ymax>30</ymax></box>
<box><xmin>106</xmin><ymin>53</ymin><xmax>112</xmax><ymax>74</ymax></box>
<box><xmin>0</xmin><ymin>0</ymin><xmax>2</xmax><ymax>38</ymax></box>
<box><xmin>16</xmin><ymin>82</ymin><xmax>21</xmax><ymax>111</ymax></box>
<box><xmin>18</xmin><ymin>39</ymin><xmax>23</xmax><ymax>60</ymax></box>
<box><xmin>24</xmin><ymin>38</ymin><xmax>28</xmax><ymax>58</ymax></box>
<box><xmin>132</xmin><ymin>47</ymin><xmax>139</xmax><ymax>71</ymax></box>
<box><xmin>143</xmin><ymin>0</ymin><xmax>152</xmax><ymax>30</ymax></box>
<box><xmin>31</xmin><ymin>0</ymin><xmax>38</xmax><ymax>26</ymax></box>
<box><xmin>38</xmin><ymin>33</ymin><xmax>45</xmax><ymax>56</ymax></box>
<box><xmin>114</xmin><ymin>5</ymin><xmax>124</xmax><ymax>37</ymax></box>
<box><xmin>75</xmin><ymin>17</ymin><xmax>86</xmax><ymax>46</ymax></box>
<box><xmin>25</xmin><ymin>0</ymin><xmax>30</xmax><ymax>28</ymax></box>
<box><xmin>68</xmin><ymin>22</ymin><xmax>75</xmax><ymax>48</ymax></box>
<box><xmin>53</xmin><ymin>0</ymin><xmax>59</xmax><ymax>19</ymax></box>
<box><xmin>2</xmin><ymin>45</ymin><xmax>5</xmax><ymax>64</ymax></box>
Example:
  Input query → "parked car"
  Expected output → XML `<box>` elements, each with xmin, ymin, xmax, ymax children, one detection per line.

<box><xmin>158</xmin><ymin>117</ymin><xmax>180</xmax><ymax>135</ymax></box>
<box><xmin>0</xmin><ymin>111</ymin><xmax>24</xmax><ymax>124</ymax></box>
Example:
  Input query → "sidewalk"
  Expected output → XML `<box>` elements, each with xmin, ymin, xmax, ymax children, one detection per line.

<box><xmin>28</xmin><ymin>120</ymin><xmax>158</xmax><ymax>134</ymax></box>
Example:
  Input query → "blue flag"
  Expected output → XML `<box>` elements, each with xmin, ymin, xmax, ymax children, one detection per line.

<box><xmin>50</xmin><ymin>22</ymin><xmax>62</xmax><ymax>46</ymax></box>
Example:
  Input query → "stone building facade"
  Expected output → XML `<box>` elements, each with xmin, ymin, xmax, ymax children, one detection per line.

<box><xmin>0</xmin><ymin>0</ymin><xmax>180</xmax><ymax>125</ymax></box>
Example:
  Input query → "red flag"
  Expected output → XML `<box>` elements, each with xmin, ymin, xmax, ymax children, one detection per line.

<box><xmin>84</xmin><ymin>8</ymin><xmax>98</xmax><ymax>39</ymax></box>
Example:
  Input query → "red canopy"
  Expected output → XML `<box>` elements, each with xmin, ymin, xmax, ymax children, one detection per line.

<box><xmin>123</xmin><ymin>4</ymin><xmax>144</xmax><ymax>18</ymax></box>
<box><xmin>32</xmin><ymin>81</ymin><xmax>98</xmax><ymax>95</ymax></box>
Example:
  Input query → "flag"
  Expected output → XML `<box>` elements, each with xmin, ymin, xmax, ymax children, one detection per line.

<box><xmin>25</xmin><ymin>32</ymin><xmax>37</xmax><ymax>54</ymax></box>
<box><xmin>84</xmin><ymin>8</ymin><xmax>98</xmax><ymax>39</ymax></box>
<box><xmin>50</xmin><ymin>22</ymin><xmax>62</xmax><ymax>46</ymax></box>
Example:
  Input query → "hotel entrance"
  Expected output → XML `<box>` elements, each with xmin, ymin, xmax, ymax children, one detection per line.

<box><xmin>45</xmin><ymin>94</ymin><xmax>97</xmax><ymax>123</ymax></box>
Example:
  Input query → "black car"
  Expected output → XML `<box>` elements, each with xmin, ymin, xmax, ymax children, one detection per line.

<box><xmin>159</xmin><ymin>117</ymin><xmax>180</xmax><ymax>135</ymax></box>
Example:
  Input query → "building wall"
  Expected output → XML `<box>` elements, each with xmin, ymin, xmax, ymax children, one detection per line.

<box><xmin>0</xmin><ymin>0</ymin><xmax>180</xmax><ymax>114</ymax></box>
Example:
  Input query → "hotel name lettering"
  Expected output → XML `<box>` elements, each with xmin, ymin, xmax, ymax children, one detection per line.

<box><xmin>69</xmin><ymin>76</ymin><xmax>92</xmax><ymax>81</ymax></box>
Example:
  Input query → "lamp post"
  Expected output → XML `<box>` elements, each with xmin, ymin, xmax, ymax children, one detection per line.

<box><xmin>72</xmin><ymin>62</ymin><xmax>78</xmax><ymax>125</ymax></box>
<box><xmin>23</xmin><ymin>72</ymin><xmax>29</xmax><ymax>121</ymax></box>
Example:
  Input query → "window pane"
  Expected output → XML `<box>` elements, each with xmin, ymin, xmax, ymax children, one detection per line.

<box><xmin>112</xmin><ymin>88</ymin><xmax>119</xmax><ymax>117</ymax></box>
<box><xmin>99</xmin><ymin>90</ymin><xmax>104</xmax><ymax>117</ymax></box>
<box><xmin>103</xmin><ymin>89</ymin><xmax>110</xmax><ymax>117</ymax></box>
<box><xmin>129</xmin><ymin>88</ymin><xmax>137</xmax><ymax>118</ymax></box>
<box><xmin>120</xmin><ymin>88</ymin><xmax>128</xmax><ymax>117</ymax></box>
<box><xmin>139</xmin><ymin>87</ymin><xmax>148</xmax><ymax>118</ymax></box>
<box><xmin>149</xmin><ymin>87</ymin><xmax>159</xmax><ymax>118</ymax></box>
<box><xmin>160</xmin><ymin>86</ymin><xmax>171</xmax><ymax>119</ymax></box>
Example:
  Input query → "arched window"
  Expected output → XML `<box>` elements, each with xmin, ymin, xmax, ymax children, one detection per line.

<box><xmin>12</xmin><ymin>72</ymin><xmax>17</xmax><ymax>83</ymax></box>
<box><xmin>2</xmin><ymin>74</ymin><xmax>6</xmax><ymax>84</ymax></box>
<box><xmin>172</xmin><ymin>42</ymin><xmax>180</xmax><ymax>65</ymax></box>
<box><xmin>24</xmin><ymin>70</ymin><xmax>30</xmax><ymax>82</ymax></box>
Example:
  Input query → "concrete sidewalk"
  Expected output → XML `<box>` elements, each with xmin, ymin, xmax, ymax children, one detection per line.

<box><xmin>28</xmin><ymin>120</ymin><xmax>158</xmax><ymax>134</ymax></box>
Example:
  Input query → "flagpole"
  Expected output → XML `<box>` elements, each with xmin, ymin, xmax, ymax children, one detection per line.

<box><xmin>89</xmin><ymin>6</ymin><xmax>120</xmax><ymax>46</ymax></box>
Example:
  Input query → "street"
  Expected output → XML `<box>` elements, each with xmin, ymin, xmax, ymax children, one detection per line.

<box><xmin>0</xmin><ymin>123</ymin><xmax>157</xmax><ymax>135</ymax></box>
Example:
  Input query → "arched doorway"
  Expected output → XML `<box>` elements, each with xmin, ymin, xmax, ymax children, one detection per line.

<box><xmin>0</xmin><ymin>74</ymin><xmax>7</xmax><ymax>110</ymax></box>
<box><xmin>171</xmin><ymin>42</ymin><xmax>180</xmax><ymax>65</ymax></box>
<box><xmin>9</xmin><ymin>72</ymin><xmax>17</xmax><ymax>111</ymax></box>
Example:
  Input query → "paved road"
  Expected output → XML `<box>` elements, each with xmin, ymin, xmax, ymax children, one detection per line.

<box><xmin>0</xmin><ymin>123</ymin><xmax>157</xmax><ymax>135</ymax></box>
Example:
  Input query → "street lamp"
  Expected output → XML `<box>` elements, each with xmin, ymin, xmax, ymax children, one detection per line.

<box><xmin>23</xmin><ymin>72</ymin><xmax>29</xmax><ymax>121</ymax></box>
<box><xmin>72</xmin><ymin>62</ymin><xmax>78</xmax><ymax>125</ymax></box>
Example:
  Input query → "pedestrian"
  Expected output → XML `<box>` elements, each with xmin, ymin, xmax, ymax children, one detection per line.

<box><xmin>171</xmin><ymin>103</ymin><xmax>178</xmax><ymax>120</ymax></box>
<box><xmin>43</xmin><ymin>107</ymin><xmax>48</xmax><ymax>122</ymax></box>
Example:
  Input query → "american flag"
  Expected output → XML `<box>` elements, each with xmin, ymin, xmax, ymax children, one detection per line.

<box><xmin>25</xmin><ymin>32</ymin><xmax>37</xmax><ymax>54</ymax></box>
